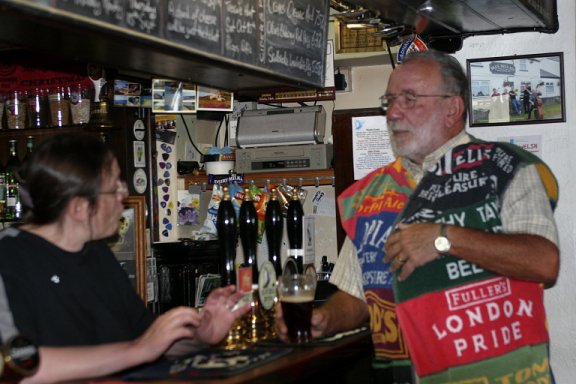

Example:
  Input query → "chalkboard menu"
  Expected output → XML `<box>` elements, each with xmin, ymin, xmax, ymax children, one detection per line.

<box><xmin>46</xmin><ymin>0</ymin><xmax>329</xmax><ymax>87</ymax></box>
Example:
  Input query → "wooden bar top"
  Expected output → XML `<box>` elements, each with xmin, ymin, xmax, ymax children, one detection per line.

<box><xmin>94</xmin><ymin>328</ymin><xmax>373</xmax><ymax>384</ymax></box>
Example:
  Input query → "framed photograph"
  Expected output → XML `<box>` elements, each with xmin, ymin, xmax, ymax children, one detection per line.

<box><xmin>107</xmin><ymin>196</ymin><xmax>147</xmax><ymax>301</ymax></box>
<box><xmin>152</xmin><ymin>79</ymin><xmax>197</xmax><ymax>113</ymax></box>
<box><xmin>197</xmin><ymin>86</ymin><xmax>234</xmax><ymax>111</ymax></box>
<box><xmin>467</xmin><ymin>52</ymin><xmax>565</xmax><ymax>127</ymax></box>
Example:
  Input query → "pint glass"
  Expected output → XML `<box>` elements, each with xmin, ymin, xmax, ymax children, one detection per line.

<box><xmin>277</xmin><ymin>273</ymin><xmax>316</xmax><ymax>344</ymax></box>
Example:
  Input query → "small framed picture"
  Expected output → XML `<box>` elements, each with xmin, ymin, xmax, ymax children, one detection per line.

<box><xmin>467</xmin><ymin>52</ymin><xmax>565</xmax><ymax>127</ymax></box>
<box><xmin>197</xmin><ymin>86</ymin><xmax>234</xmax><ymax>111</ymax></box>
<box><xmin>106</xmin><ymin>196</ymin><xmax>147</xmax><ymax>301</ymax></box>
<box><xmin>152</xmin><ymin>79</ymin><xmax>197</xmax><ymax>113</ymax></box>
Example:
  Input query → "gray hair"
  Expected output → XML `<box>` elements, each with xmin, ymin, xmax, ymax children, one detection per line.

<box><xmin>403</xmin><ymin>50</ymin><xmax>469</xmax><ymax>123</ymax></box>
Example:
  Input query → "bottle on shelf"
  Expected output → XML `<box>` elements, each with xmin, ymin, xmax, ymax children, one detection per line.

<box><xmin>216</xmin><ymin>186</ymin><xmax>238</xmax><ymax>286</ymax></box>
<box><xmin>286</xmin><ymin>189</ymin><xmax>304</xmax><ymax>273</ymax></box>
<box><xmin>20</xmin><ymin>136</ymin><xmax>35</xmax><ymax>179</ymax></box>
<box><xmin>265</xmin><ymin>188</ymin><xmax>283</xmax><ymax>277</ymax></box>
<box><xmin>5</xmin><ymin>140</ymin><xmax>21</xmax><ymax>221</ymax></box>
<box><xmin>146</xmin><ymin>256</ymin><xmax>159</xmax><ymax>315</ymax></box>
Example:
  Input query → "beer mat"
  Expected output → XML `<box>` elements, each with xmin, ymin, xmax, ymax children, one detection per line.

<box><xmin>122</xmin><ymin>346</ymin><xmax>293</xmax><ymax>380</ymax></box>
<box><xmin>258</xmin><ymin>326</ymin><xmax>370</xmax><ymax>348</ymax></box>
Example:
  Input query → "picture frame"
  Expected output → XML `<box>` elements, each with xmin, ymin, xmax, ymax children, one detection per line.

<box><xmin>467</xmin><ymin>52</ymin><xmax>565</xmax><ymax>127</ymax></box>
<box><xmin>196</xmin><ymin>86</ymin><xmax>234</xmax><ymax>111</ymax></box>
<box><xmin>152</xmin><ymin>79</ymin><xmax>197</xmax><ymax>113</ymax></box>
<box><xmin>107</xmin><ymin>196</ymin><xmax>147</xmax><ymax>301</ymax></box>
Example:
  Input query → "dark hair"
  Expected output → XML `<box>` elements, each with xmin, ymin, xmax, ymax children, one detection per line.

<box><xmin>403</xmin><ymin>50</ymin><xmax>470</xmax><ymax>123</ymax></box>
<box><xmin>23</xmin><ymin>133</ymin><xmax>115</xmax><ymax>224</ymax></box>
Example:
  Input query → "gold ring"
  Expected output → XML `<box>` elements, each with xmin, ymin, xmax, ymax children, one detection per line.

<box><xmin>397</xmin><ymin>258</ymin><xmax>407</xmax><ymax>264</ymax></box>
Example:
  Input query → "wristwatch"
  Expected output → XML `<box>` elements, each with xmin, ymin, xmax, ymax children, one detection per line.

<box><xmin>434</xmin><ymin>224</ymin><xmax>451</xmax><ymax>255</ymax></box>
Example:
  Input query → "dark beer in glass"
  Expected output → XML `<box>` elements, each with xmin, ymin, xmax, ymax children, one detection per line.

<box><xmin>277</xmin><ymin>274</ymin><xmax>316</xmax><ymax>344</ymax></box>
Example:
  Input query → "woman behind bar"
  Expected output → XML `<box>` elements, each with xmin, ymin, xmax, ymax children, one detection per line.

<box><xmin>0</xmin><ymin>133</ymin><xmax>249</xmax><ymax>383</ymax></box>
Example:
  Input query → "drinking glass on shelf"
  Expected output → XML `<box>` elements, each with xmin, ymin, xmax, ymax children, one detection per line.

<box><xmin>69</xmin><ymin>84</ymin><xmax>91</xmax><ymax>125</ymax></box>
<box><xmin>27</xmin><ymin>88</ymin><xmax>49</xmax><ymax>128</ymax></box>
<box><xmin>5</xmin><ymin>91</ymin><xmax>27</xmax><ymax>130</ymax></box>
<box><xmin>48</xmin><ymin>86</ymin><xmax>71</xmax><ymax>127</ymax></box>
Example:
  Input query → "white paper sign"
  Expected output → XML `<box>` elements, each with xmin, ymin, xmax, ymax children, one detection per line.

<box><xmin>352</xmin><ymin>115</ymin><xmax>395</xmax><ymax>180</ymax></box>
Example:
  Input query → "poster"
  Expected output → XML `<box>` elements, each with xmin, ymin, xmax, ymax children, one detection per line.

<box><xmin>352</xmin><ymin>115</ymin><xmax>395</xmax><ymax>180</ymax></box>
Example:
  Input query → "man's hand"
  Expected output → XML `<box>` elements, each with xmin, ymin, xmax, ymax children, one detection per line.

<box><xmin>384</xmin><ymin>222</ymin><xmax>441</xmax><ymax>281</ymax></box>
<box><xmin>274</xmin><ymin>291</ymin><xmax>369</xmax><ymax>343</ymax></box>
<box><xmin>274</xmin><ymin>303</ymin><xmax>330</xmax><ymax>343</ymax></box>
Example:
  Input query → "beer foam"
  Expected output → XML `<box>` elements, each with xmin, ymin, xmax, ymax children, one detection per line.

<box><xmin>281</xmin><ymin>295</ymin><xmax>314</xmax><ymax>303</ymax></box>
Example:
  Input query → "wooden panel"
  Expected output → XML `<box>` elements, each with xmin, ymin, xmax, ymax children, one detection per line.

<box><xmin>332</xmin><ymin>107</ymin><xmax>384</xmax><ymax>251</ymax></box>
<box><xmin>182</xmin><ymin>169</ymin><xmax>335</xmax><ymax>190</ymax></box>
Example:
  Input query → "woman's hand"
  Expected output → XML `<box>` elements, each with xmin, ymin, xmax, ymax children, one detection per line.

<box><xmin>194</xmin><ymin>285</ymin><xmax>251</xmax><ymax>346</ymax></box>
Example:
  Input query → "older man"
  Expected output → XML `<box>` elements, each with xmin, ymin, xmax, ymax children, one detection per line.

<box><xmin>382</xmin><ymin>50</ymin><xmax>558</xmax><ymax>383</ymax></box>
<box><xmin>276</xmin><ymin>50</ymin><xmax>559</xmax><ymax>384</ymax></box>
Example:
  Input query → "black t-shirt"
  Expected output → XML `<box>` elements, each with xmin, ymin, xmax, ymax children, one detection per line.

<box><xmin>0</xmin><ymin>227</ymin><xmax>155</xmax><ymax>346</ymax></box>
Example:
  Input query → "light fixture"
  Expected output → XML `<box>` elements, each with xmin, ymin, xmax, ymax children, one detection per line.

<box><xmin>418</xmin><ymin>0</ymin><xmax>433</xmax><ymax>14</ymax></box>
<box><xmin>333</xmin><ymin>8</ymin><xmax>381</xmax><ymax>29</ymax></box>
<box><xmin>346</xmin><ymin>20</ymin><xmax>379</xmax><ymax>29</ymax></box>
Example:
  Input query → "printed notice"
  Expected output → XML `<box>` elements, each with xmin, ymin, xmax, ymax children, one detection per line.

<box><xmin>498</xmin><ymin>135</ymin><xmax>542</xmax><ymax>158</ymax></box>
<box><xmin>352</xmin><ymin>116</ymin><xmax>395</xmax><ymax>180</ymax></box>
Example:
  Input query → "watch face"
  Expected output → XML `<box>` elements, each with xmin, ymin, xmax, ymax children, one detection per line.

<box><xmin>435</xmin><ymin>236</ymin><xmax>451</xmax><ymax>253</ymax></box>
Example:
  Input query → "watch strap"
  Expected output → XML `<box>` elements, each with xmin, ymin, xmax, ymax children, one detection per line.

<box><xmin>440</xmin><ymin>223</ymin><xmax>447</xmax><ymax>237</ymax></box>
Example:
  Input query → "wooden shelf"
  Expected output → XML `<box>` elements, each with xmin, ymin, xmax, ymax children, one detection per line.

<box><xmin>181</xmin><ymin>169</ymin><xmax>335</xmax><ymax>189</ymax></box>
<box><xmin>0</xmin><ymin>125</ymin><xmax>121</xmax><ymax>166</ymax></box>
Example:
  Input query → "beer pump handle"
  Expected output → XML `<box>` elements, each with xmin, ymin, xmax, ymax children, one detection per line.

<box><xmin>286</xmin><ymin>189</ymin><xmax>304</xmax><ymax>273</ymax></box>
<box><xmin>265</xmin><ymin>188</ymin><xmax>283</xmax><ymax>277</ymax></box>
<box><xmin>239</xmin><ymin>188</ymin><xmax>259</xmax><ymax>284</ymax></box>
<box><xmin>216</xmin><ymin>187</ymin><xmax>237</xmax><ymax>286</ymax></box>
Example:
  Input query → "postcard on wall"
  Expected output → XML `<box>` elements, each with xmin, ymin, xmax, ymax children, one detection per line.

<box><xmin>152</xmin><ymin>79</ymin><xmax>197</xmax><ymax>113</ymax></box>
<box><xmin>196</xmin><ymin>86</ymin><xmax>234</xmax><ymax>111</ymax></box>
<box><xmin>114</xmin><ymin>80</ymin><xmax>142</xmax><ymax>107</ymax></box>
<box><xmin>352</xmin><ymin>115</ymin><xmax>395</xmax><ymax>180</ymax></box>
<box><xmin>177</xmin><ymin>189</ymin><xmax>200</xmax><ymax>226</ymax></box>
<box><xmin>498</xmin><ymin>135</ymin><xmax>543</xmax><ymax>158</ymax></box>
<box><xmin>133</xmin><ymin>141</ymin><xmax>146</xmax><ymax>167</ymax></box>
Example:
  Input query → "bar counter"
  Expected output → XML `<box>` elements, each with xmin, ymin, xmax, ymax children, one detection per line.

<box><xmin>94</xmin><ymin>327</ymin><xmax>373</xmax><ymax>384</ymax></box>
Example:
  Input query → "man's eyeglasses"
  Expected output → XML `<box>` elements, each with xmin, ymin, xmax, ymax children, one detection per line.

<box><xmin>380</xmin><ymin>91</ymin><xmax>454</xmax><ymax>111</ymax></box>
<box><xmin>99</xmin><ymin>180</ymin><xmax>128</xmax><ymax>196</ymax></box>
